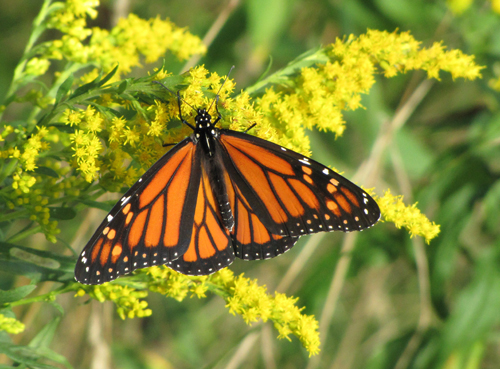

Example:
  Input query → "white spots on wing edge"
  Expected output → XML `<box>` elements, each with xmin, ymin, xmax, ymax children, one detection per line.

<box><xmin>299</xmin><ymin>158</ymin><xmax>310</xmax><ymax>165</ymax></box>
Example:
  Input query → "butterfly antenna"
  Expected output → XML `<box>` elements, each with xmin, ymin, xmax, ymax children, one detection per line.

<box><xmin>154</xmin><ymin>81</ymin><xmax>196</xmax><ymax>130</ymax></box>
<box><xmin>154</xmin><ymin>81</ymin><xmax>197</xmax><ymax>113</ymax></box>
<box><xmin>207</xmin><ymin>65</ymin><xmax>235</xmax><ymax>114</ymax></box>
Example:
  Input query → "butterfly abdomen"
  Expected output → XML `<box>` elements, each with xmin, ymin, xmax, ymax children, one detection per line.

<box><xmin>204</xmin><ymin>146</ymin><xmax>235</xmax><ymax>232</ymax></box>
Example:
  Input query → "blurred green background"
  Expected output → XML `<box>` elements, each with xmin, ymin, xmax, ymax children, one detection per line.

<box><xmin>1</xmin><ymin>0</ymin><xmax>500</xmax><ymax>368</ymax></box>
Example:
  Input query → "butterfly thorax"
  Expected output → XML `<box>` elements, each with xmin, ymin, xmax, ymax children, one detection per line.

<box><xmin>193</xmin><ymin>108</ymin><xmax>220</xmax><ymax>158</ymax></box>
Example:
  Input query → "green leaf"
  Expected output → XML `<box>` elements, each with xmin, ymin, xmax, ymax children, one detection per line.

<box><xmin>70</xmin><ymin>71</ymin><xmax>102</xmax><ymax>99</ymax></box>
<box><xmin>0</xmin><ymin>242</ymin><xmax>75</xmax><ymax>282</ymax></box>
<box><xmin>91</xmin><ymin>103</ymin><xmax>122</xmax><ymax>120</ymax></box>
<box><xmin>439</xmin><ymin>248</ymin><xmax>500</xmax><ymax>364</ymax></box>
<box><xmin>255</xmin><ymin>55</ymin><xmax>273</xmax><ymax>84</ymax></box>
<box><xmin>29</xmin><ymin>317</ymin><xmax>60</xmax><ymax>349</ymax></box>
<box><xmin>0</xmin><ymin>285</ymin><xmax>37</xmax><ymax>305</ymax></box>
<box><xmin>49</xmin><ymin>207</ymin><xmax>77</xmax><ymax>220</ymax></box>
<box><xmin>97</xmin><ymin>64</ymin><xmax>118</xmax><ymax>87</ymax></box>
<box><xmin>55</xmin><ymin>74</ymin><xmax>74</xmax><ymax>104</ymax></box>
<box><xmin>34</xmin><ymin>166</ymin><xmax>59</xmax><ymax>178</ymax></box>
<box><xmin>244</xmin><ymin>47</ymin><xmax>329</xmax><ymax>95</ymax></box>
<box><xmin>117</xmin><ymin>79</ymin><xmax>128</xmax><ymax>94</ymax></box>
<box><xmin>155</xmin><ymin>74</ymin><xmax>185</xmax><ymax>94</ymax></box>
<box><xmin>0</xmin><ymin>342</ymin><xmax>64</xmax><ymax>369</ymax></box>
<box><xmin>34</xmin><ymin>346</ymin><xmax>73</xmax><ymax>369</ymax></box>
<box><xmin>47</xmin><ymin>300</ymin><xmax>64</xmax><ymax>315</ymax></box>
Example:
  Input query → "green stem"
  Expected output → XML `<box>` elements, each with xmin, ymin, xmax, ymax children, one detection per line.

<box><xmin>7</xmin><ymin>225</ymin><xmax>43</xmax><ymax>244</ymax></box>
<box><xmin>0</xmin><ymin>209</ymin><xmax>30</xmax><ymax>223</ymax></box>
<box><xmin>7</xmin><ymin>282</ymin><xmax>80</xmax><ymax>308</ymax></box>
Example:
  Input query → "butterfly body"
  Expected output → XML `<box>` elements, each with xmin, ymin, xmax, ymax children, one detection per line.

<box><xmin>192</xmin><ymin>109</ymin><xmax>236</xmax><ymax>231</ymax></box>
<box><xmin>75</xmin><ymin>101</ymin><xmax>380</xmax><ymax>285</ymax></box>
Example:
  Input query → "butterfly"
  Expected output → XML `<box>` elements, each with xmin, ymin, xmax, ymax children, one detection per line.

<box><xmin>74</xmin><ymin>78</ymin><xmax>380</xmax><ymax>285</ymax></box>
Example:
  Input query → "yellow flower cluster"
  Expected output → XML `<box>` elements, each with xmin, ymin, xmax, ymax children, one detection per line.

<box><xmin>75</xmin><ymin>284</ymin><xmax>152</xmax><ymax>320</ymax></box>
<box><xmin>331</xmin><ymin>30</ymin><xmax>482</xmax><ymax>80</ymax></box>
<box><xmin>62</xmin><ymin>105</ymin><xmax>106</xmax><ymax>182</ymax></box>
<box><xmin>378</xmin><ymin>189</ymin><xmax>441</xmax><ymax>244</ymax></box>
<box><xmin>257</xmin><ymin>89</ymin><xmax>314</xmax><ymax>155</ymax></box>
<box><xmin>114</xmin><ymin>266</ymin><xmax>320</xmax><ymax>355</ymax></box>
<box><xmin>3</xmin><ymin>126</ymin><xmax>51</xmax><ymax>194</ymax></box>
<box><xmin>45</xmin><ymin>1</ymin><xmax>205</xmax><ymax>78</ymax></box>
<box><xmin>6</xmin><ymin>126</ymin><xmax>49</xmax><ymax>172</ymax></box>
<box><xmin>254</xmin><ymin>30</ymin><xmax>482</xmax><ymax>157</ymax></box>
<box><xmin>146</xmin><ymin>266</ymin><xmax>209</xmax><ymax>301</ymax></box>
<box><xmin>0</xmin><ymin>314</ymin><xmax>25</xmax><ymax>334</ymax></box>
<box><xmin>69</xmin><ymin>130</ymin><xmax>102</xmax><ymax>183</ymax></box>
<box><xmin>212</xmin><ymin>270</ymin><xmax>320</xmax><ymax>356</ymax></box>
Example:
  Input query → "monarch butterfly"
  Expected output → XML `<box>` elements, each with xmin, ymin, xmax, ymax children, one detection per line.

<box><xmin>75</xmin><ymin>76</ymin><xmax>380</xmax><ymax>285</ymax></box>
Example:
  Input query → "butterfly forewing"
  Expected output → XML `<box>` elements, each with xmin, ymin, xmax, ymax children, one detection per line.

<box><xmin>75</xmin><ymin>139</ymin><xmax>202</xmax><ymax>284</ymax></box>
<box><xmin>217</xmin><ymin>130</ymin><xmax>380</xmax><ymax>261</ymax></box>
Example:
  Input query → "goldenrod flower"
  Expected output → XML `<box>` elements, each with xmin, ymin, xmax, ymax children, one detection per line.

<box><xmin>378</xmin><ymin>189</ymin><xmax>441</xmax><ymax>243</ymax></box>
<box><xmin>0</xmin><ymin>314</ymin><xmax>25</xmax><ymax>334</ymax></box>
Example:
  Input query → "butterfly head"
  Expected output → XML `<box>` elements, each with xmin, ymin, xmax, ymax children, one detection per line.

<box><xmin>195</xmin><ymin>109</ymin><xmax>213</xmax><ymax>129</ymax></box>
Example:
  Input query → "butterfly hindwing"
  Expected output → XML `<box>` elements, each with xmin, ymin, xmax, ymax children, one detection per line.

<box><xmin>167</xmin><ymin>161</ymin><xmax>235</xmax><ymax>275</ymax></box>
<box><xmin>75</xmin><ymin>139</ymin><xmax>202</xmax><ymax>284</ymax></box>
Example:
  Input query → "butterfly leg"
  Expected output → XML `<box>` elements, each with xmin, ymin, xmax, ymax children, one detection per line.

<box><xmin>176</xmin><ymin>91</ymin><xmax>195</xmax><ymax>130</ymax></box>
<box><xmin>212</xmin><ymin>95</ymin><xmax>222</xmax><ymax>125</ymax></box>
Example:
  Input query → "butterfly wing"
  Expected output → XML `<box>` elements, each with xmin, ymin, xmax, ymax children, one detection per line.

<box><xmin>75</xmin><ymin>123</ymin><xmax>380</xmax><ymax>282</ymax></box>
<box><xmin>165</xmin><ymin>164</ymin><xmax>235</xmax><ymax>275</ymax></box>
<box><xmin>75</xmin><ymin>138</ymin><xmax>202</xmax><ymax>284</ymax></box>
<box><xmin>218</xmin><ymin>130</ymin><xmax>380</xmax><ymax>261</ymax></box>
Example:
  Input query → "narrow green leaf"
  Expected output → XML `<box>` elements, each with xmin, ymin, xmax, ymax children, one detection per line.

<box><xmin>439</xmin><ymin>249</ymin><xmax>500</xmax><ymax>363</ymax></box>
<box><xmin>97</xmin><ymin>64</ymin><xmax>118</xmax><ymax>87</ymax></box>
<box><xmin>69</xmin><ymin>71</ymin><xmax>102</xmax><ymax>99</ymax></box>
<box><xmin>0</xmin><ymin>342</ymin><xmax>59</xmax><ymax>369</ymax></box>
<box><xmin>0</xmin><ymin>285</ymin><xmax>37</xmax><ymax>305</ymax></box>
<box><xmin>0</xmin><ymin>242</ymin><xmax>75</xmax><ymax>282</ymax></box>
<box><xmin>155</xmin><ymin>74</ymin><xmax>185</xmax><ymax>93</ymax></box>
<box><xmin>34</xmin><ymin>166</ymin><xmax>59</xmax><ymax>178</ymax></box>
<box><xmin>34</xmin><ymin>346</ymin><xmax>73</xmax><ymax>369</ymax></box>
<box><xmin>9</xmin><ymin>247</ymin><xmax>61</xmax><ymax>270</ymax></box>
<box><xmin>255</xmin><ymin>55</ymin><xmax>274</xmax><ymax>84</ymax></box>
<box><xmin>29</xmin><ymin>317</ymin><xmax>60</xmax><ymax>349</ymax></box>
<box><xmin>55</xmin><ymin>74</ymin><xmax>74</xmax><ymax>104</ymax></box>
<box><xmin>0</xmin><ymin>340</ymin><xmax>73</xmax><ymax>369</ymax></box>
